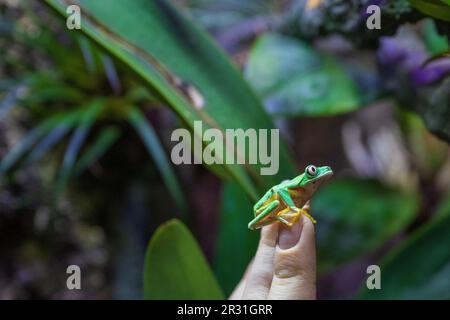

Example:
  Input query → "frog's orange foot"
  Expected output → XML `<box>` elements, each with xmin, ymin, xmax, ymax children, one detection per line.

<box><xmin>277</xmin><ymin>216</ymin><xmax>293</xmax><ymax>227</ymax></box>
<box><xmin>300</xmin><ymin>208</ymin><xmax>317</xmax><ymax>224</ymax></box>
<box><xmin>280</xmin><ymin>209</ymin><xmax>317</xmax><ymax>225</ymax></box>
<box><xmin>276</xmin><ymin>208</ymin><xmax>296</xmax><ymax>227</ymax></box>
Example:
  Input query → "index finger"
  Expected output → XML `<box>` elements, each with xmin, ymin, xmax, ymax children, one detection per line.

<box><xmin>268</xmin><ymin>215</ymin><xmax>317</xmax><ymax>300</ymax></box>
<box><xmin>241</xmin><ymin>223</ymin><xmax>279</xmax><ymax>299</ymax></box>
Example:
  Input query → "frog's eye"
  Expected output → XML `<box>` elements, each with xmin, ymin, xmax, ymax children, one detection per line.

<box><xmin>306</xmin><ymin>165</ymin><xmax>317</xmax><ymax>177</ymax></box>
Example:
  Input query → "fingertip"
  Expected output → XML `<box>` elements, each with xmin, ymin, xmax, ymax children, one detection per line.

<box><xmin>259</xmin><ymin>222</ymin><xmax>279</xmax><ymax>247</ymax></box>
<box><xmin>278</xmin><ymin>218</ymin><xmax>303</xmax><ymax>250</ymax></box>
<box><xmin>268</xmin><ymin>215</ymin><xmax>317</xmax><ymax>300</ymax></box>
<box><xmin>241</xmin><ymin>223</ymin><xmax>278</xmax><ymax>299</ymax></box>
<box><xmin>299</xmin><ymin>215</ymin><xmax>316</xmax><ymax>249</ymax></box>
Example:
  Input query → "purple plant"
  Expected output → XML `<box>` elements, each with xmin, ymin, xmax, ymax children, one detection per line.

<box><xmin>378</xmin><ymin>31</ymin><xmax>450</xmax><ymax>87</ymax></box>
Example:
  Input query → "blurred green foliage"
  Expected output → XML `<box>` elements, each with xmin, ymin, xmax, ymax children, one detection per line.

<box><xmin>245</xmin><ymin>33</ymin><xmax>361</xmax><ymax>116</ymax></box>
<box><xmin>0</xmin><ymin>3</ymin><xmax>187</xmax><ymax>212</ymax></box>
<box><xmin>143</xmin><ymin>219</ymin><xmax>224</xmax><ymax>299</ymax></box>
<box><xmin>410</xmin><ymin>0</ymin><xmax>450</xmax><ymax>22</ymax></box>
<box><xmin>45</xmin><ymin>0</ymin><xmax>297</xmax><ymax>202</ymax></box>
<box><xmin>214</xmin><ymin>181</ymin><xmax>259</xmax><ymax>295</ymax></box>
<box><xmin>359</xmin><ymin>204</ymin><xmax>450</xmax><ymax>299</ymax></box>
<box><xmin>2</xmin><ymin>0</ymin><xmax>450</xmax><ymax>300</ymax></box>
<box><xmin>313</xmin><ymin>178</ymin><xmax>419</xmax><ymax>274</ymax></box>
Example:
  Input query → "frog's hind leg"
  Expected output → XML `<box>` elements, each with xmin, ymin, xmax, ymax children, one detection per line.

<box><xmin>277</xmin><ymin>216</ymin><xmax>293</xmax><ymax>227</ymax></box>
<box><xmin>248</xmin><ymin>200</ymin><xmax>280</xmax><ymax>230</ymax></box>
<box><xmin>253</xmin><ymin>189</ymin><xmax>274</xmax><ymax>212</ymax></box>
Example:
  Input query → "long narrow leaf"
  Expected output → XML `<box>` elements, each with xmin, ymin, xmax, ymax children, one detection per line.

<box><xmin>57</xmin><ymin>101</ymin><xmax>105</xmax><ymax>189</ymax></box>
<box><xmin>128</xmin><ymin>108</ymin><xmax>187</xmax><ymax>214</ymax></box>
<box><xmin>0</xmin><ymin>85</ymin><xmax>27</xmax><ymax>119</ymax></box>
<box><xmin>410</xmin><ymin>0</ymin><xmax>450</xmax><ymax>22</ymax></box>
<box><xmin>44</xmin><ymin>0</ymin><xmax>297</xmax><ymax>200</ymax></box>
<box><xmin>25</xmin><ymin>122</ymin><xmax>72</xmax><ymax>165</ymax></box>
<box><xmin>0</xmin><ymin>112</ymin><xmax>80</xmax><ymax>176</ymax></box>
<box><xmin>78</xmin><ymin>36</ymin><xmax>96</xmax><ymax>73</ymax></box>
<box><xmin>72</xmin><ymin>126</ymin><xmax>120</xmax><ymax>177</ymax></box>
<box><xmin>101</xmin><ymin>55</ymin><xmax>121</xmax><ymax>94</ymax></box>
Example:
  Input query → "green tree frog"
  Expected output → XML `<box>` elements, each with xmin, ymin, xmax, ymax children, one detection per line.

<box><xmin>248</xmin><ymin>165</ymin><xmax>333</xmax><ymax>230</ymax></box>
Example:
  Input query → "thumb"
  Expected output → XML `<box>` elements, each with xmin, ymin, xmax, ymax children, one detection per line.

<box><xmin>267</xmin><ymin>215</ymin><xmax>317</xmax><ymax>300</ymax></box>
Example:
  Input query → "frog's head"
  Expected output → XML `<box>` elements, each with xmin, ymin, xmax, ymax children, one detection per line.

<box><xmin>299</xmin><ymin>165</ymin><xmax>333</xmax><ymax>192</ymax></box>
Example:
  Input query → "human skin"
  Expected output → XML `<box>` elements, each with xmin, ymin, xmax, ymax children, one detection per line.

<box><xmin>230</xmin><ymin>214</ymin><xmax>317</xmax><ymax>300</ymax></box>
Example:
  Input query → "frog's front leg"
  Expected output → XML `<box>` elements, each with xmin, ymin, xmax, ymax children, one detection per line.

<box><xmin>275</xmin><ymin>187</ymin><xmax>298</xmax><ymax>211</ymax></box>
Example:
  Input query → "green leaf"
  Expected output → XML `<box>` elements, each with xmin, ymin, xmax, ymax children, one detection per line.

<box><xmin>128</xmin><ymin>108</ymin><xmax>187</xmax><ymax>214</ymax></box>
<box><xmin>358</xmin><ymin>209</ymin><xmax>450</xmax><ymax>299</ymax></box>
<box><xmin>312</xmin><ymin>178</ymin><xmax>419</xmax><ymax>274</ymax></box>
<box><xmin>435</xmin><ymin>192</ymin><xmax>450</xmax><ymax>219</ymax></box>
<box><xmin>101</xmin><ymin>54</ymin><xmax>121</xmax><ymax>93</ymax></box>
<box><xmin>0</xmin><ymin>110</ymin><xmax>82</xmax><ymax>176</ymax></box>
<box><xmin>78</xmin><ymin>36</ymin><xmax>97</xmax><ymax>73</ymax></box>
<box><xmin>213</xmin><ymin>181</ymin><xmax>259</xmax><ymax>296</ymax></box>
<box><xmin>57</xmin><ymin>100</ymin><xmax>106</xmax><ymax>190</ymax></box>
<box><xmin>0</xmin><ymin>85</ymin><xmax>26</xmax><ymax>119</ymax></box>
<box><xmin>24</xmin><ymin>122</ymin><xmax>73</xmax><ymax>165</ymax></box>
<box><xmin>72</xmin><ymin>126</ymin><xmax>120</xmax><ymax>177</ymax></box>
<box><xmin>409</xmin><ymin>0</ymin><xmax>450</xmax><ymax>22</ymax></box>
<box><xmin>44</xmin><ymin>0</ymin><xmax>296</xmax><ymax>200</ymax></box>
<box><xmin>245</xmin><ymin>34</ymin><xmax>361</xmax><ymax>117</ymax></box>
<box><xmin>143</xmin><ymin>219</ymin><xmax>224</xmax><ymax>299</ymax></box>
<box><xmin>0</xmin><ymin>125</ymin><xmax>50</xmax><ymax>176</ymax></box>
<box><xmin>423</xmin><ymin>19</ymin><xmax>449</xmax><ymax>55</ymax></box>
<box><xmin>19</xmin><ymin>71</ymin><xmax>86</xmax><ymax>110</ymax></box>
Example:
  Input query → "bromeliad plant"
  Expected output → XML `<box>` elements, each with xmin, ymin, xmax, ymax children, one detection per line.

<box><xmin>0</xmin><ymin>9</ymin><xmax>187</xmax><ymax>213</ymax></box>
<box><xmin>2</xmin><ymin>0</ymin><xmax>450</xmax><ymax>299</ymax></box>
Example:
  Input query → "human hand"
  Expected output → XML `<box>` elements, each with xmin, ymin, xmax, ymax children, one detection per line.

<box><xmin>229</xmin><ymin>215</ymin><xmax>316</xmax><ymax>300</ymax></box>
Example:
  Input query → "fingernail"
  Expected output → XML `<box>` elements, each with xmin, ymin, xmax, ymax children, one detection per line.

<box><xmin>278</xmin><ymin>217</ymin><xmax>304</xmax><ymax>250</ymax></box>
